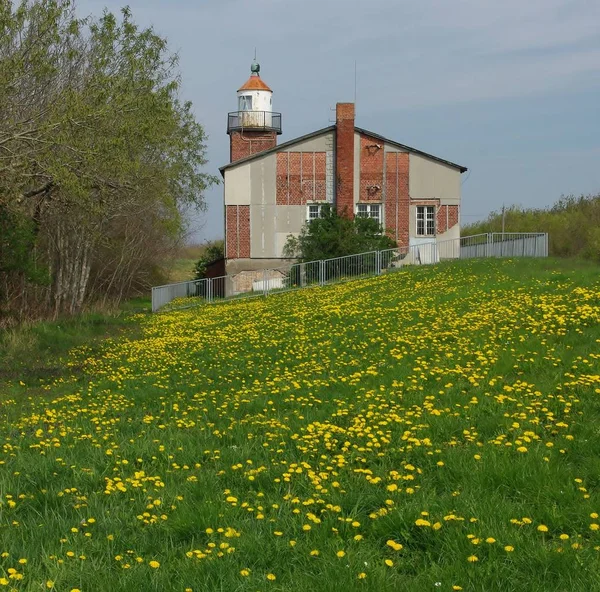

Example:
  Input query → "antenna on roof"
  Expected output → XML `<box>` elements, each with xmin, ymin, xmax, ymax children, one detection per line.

<box><xmin>354</xmin><ymin>60</ymin><xmax>357</xmax><ymax>113</ymax></box>
<box><xmin>254</xmin><ymin>47</ymin><xmax>257</xmax><ymax>61</ymax></box>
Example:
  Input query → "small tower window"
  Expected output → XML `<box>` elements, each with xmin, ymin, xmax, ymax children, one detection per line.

<box><xmin>239</xmin><ymin>95</ymin><xmax>253</xmax><ymax>111</ymax></box>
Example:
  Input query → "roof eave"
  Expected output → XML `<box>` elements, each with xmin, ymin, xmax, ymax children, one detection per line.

<box><xmin>220</xmin><ymin>124</ymin><xmax>468</xmax><ymax>176</ymax></box>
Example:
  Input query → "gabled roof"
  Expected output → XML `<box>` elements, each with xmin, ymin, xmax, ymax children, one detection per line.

<box><xmin>238</xmin><ymin>76</ymin><xmax>272</xmax><ymax>92</ymax></box>
<box><xmin>219</xmin><ymin>125</ymin><xmax>467</xmax><ymax>175</ymax></box>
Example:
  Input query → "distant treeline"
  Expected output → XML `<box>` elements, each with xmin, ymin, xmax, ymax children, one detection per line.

<box><xmin>463</xmin><ymin>194</ymin><xmax>600</xmax><ymax>262</ymax></box>
<box><xmin>0</xmin><ymin>1</ymin><xmax>216</xmax><ymax>326</ymax></box>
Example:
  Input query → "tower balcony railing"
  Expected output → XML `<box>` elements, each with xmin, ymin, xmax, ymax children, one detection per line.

<box><xmin>227</xmin><ymin>111</ymin><xmax>282</xmax><ymax>134</ymax></box>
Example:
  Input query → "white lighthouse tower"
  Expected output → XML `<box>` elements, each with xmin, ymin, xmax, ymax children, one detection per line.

<box><xmin>227</xmin><ymin>59</ymin><xmax>282</xmax><ymax>163</ymax></box>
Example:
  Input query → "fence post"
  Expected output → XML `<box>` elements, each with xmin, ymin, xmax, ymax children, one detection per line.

<box><xmin>207</xmin><ymin>278</ymin><xmax>212</xmax><ymax>303</ymax></box>
<box><xmin>319</xmin><ymin>259</ymin><xmax>325</xmax><ymax>286</ymax></box>
<box><xmin>375</xmin><ymin>250</ymin><xmax>381</xmax><ymax>276</ymax></box>
<box><xmin>263</xmin><ymin>269</ymin><xmax>268</xmax><ymax>297</ymax></box>
<box><xmin>487</xmin><ymin>233</ymin><xmax>492</xmax><ymax>258</ymax></box>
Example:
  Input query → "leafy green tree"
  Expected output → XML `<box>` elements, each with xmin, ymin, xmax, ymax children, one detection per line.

<box><xmin>0</xmin><ymin>1</ymin><xmax>217</xmax><ymax>319</ymax></box>
<box><xmin>283</xmin><ymin>205</ymin><xmax>396</xmax><ymax>262</ymax></box>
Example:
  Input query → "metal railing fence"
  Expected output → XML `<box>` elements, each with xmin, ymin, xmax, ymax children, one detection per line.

<box><xmin>227</xmin><ymin>111</ymin><xmax>282</xmax><ymax>134</ymax></box>
<box><xmin>152</xmin><ymin>232</ymin><xmax>548</xmax><ymax>312</ymax></box>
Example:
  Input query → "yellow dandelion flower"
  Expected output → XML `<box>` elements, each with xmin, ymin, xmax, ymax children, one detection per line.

<box><xmin>148</xmin><ymin>560</ymin><xmax>160</xmax><ymax>568</ymax></box>
<box><xmin>467</xmin><ymin>555</ymin><xmax>478</xmax><ymax>562</ymax></box>
<box><xmin>386</xmin><ymin>540</ymin><xmax>403</xmax><ymax>551</ymax></box>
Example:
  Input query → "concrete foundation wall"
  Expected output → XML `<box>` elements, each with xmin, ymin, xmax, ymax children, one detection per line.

<box><xmin>226</xmin><ymin>258</ymin><xmax>294</xmax><ymax>275</ymax></box>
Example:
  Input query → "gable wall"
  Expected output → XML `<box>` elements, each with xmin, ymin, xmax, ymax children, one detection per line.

<box><xmin>224</xmin><ymin>129</ymin><xmax>463</xmax><ymax>261</ymax></box>
<box><xmin>224</xmin><ymin>131</ymin><xmax>334</xmax><ymax>260</ymax></box>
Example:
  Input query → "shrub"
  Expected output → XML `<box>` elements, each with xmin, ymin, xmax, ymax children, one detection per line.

<box><xmin>463</xmin><ymin>194</ymin><xmax>600</xmax><ymax>262</ymax></box>
<box><xmin>283</xmin><ymin>205</ymin><xmax>396</xmax><ymax>262</ymax></box>
<box><xmin>194</xmin><ymin>241</ymin><xmax>225</xmax><ymax>280</ymax></box>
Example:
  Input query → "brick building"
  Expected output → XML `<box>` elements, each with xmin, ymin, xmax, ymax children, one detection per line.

<box><xmin>220</xmin><ymin>61</ymin><xmax>467</xmax><ymax>277</ymax></box>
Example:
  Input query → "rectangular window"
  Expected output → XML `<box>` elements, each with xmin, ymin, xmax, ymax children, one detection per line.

<box><xmin>356</xmin><ymin>203</ymin><xmax>381</xmax><ymax>223</ymax></box>
<box><xmin>416</xmin><ymin>206</ymin><xmax>435</xmax><ymax>236</ymax></box>
<box><xmin>307</xmin><ymin>204</ymin><xmax>325</xmax><ymax>221</ymax></box>
<box><xmin>238</xmin><ymin>95</ymin><xmax>252</xmax><ymax>111</ymax></box>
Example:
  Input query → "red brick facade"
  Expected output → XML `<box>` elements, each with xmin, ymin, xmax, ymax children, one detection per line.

<box><xmin>230</xmin><ymin>130</ymin><xmax>278</xmax><ymax>163</ymax></box>
<box><xmin>335</xmin><ymin>103</ymin><xmax>355</xmax><ymax>219</ymax></box>
<box><xmin>225</xmin><ymin>205</ymin><xmax>250</xmax><ymax>259</ymax></box>
<box><xmin>385</xmin><ymin>152</ymin><xmax>410</xmax><ymax>248</ymax></box>
<box><xmin>224</xmin><ymin>103</ymin><xmax>462</xmax><ymax>263</ymax></box>
<box><xmin>436</xmin><ymin>204</ymin><xmax>459</xmax><ymax>234</ymax></box>
<box><xmin>276</xmin><ymin>152</ymin><xmax>327</xmax><ymax>205</ymax></box>
<box><xmin>359</xmin><ymin>134</ymin><xmax>384</xmax><ymax>202</ymax></box>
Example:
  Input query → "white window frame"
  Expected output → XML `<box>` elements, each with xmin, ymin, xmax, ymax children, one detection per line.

<box><xmin>416</xmin><ymin>205</ymin><xmax>436</xmax><ymax>236</ymax></box>
<box><xmin>306</xmin><ymin>204</ymin><xmax>325</xmax><ymax>221</ymax></box>
<box><xmin>238</xmin><ymin>95</ymin><xmax>253</xmax><ymax>111</ymax></box>
<box><xmin>356</xmin><ymin>203</ymin><xmax>381</xmax><ymax>223</ymax></box>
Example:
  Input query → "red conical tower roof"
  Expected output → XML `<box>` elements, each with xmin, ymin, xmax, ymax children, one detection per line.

<box><xmin>238</xmin><ymin>76</ymin><xmax>272</xmax><ymax>92</ymax></box>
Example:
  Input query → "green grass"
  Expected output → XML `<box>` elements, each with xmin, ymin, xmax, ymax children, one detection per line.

<box><xmin>0</xmin><ymin>258</ymin><xmax>599</xmax><ymax>591</ymax></box>
<box><xmin>161</xmin><ymin>244</ymin><xmax>206</xmax><ymax>283</ymax></box>
<box><xmin>0</xmin><ymin>297</ymin><xmax>149</xmax><ymax>388</ymax></box>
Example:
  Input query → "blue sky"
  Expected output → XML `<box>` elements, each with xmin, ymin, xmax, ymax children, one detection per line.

<box><xmin>79</xmin><ymin>0</ymin><xmax>600</xmax><ymax>242</ymax></box>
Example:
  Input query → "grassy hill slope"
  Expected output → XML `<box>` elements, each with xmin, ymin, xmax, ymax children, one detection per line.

<box><xmin>1</xmin><ymin>258</ymin><xmax>599</xmax><ymax>591</ymax></box>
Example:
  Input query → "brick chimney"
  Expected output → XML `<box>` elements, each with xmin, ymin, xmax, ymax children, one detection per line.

<box><xmin>335</xmin><ymin>103</ymin><xmax>355</xmax><ymax>219</ymax></box>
